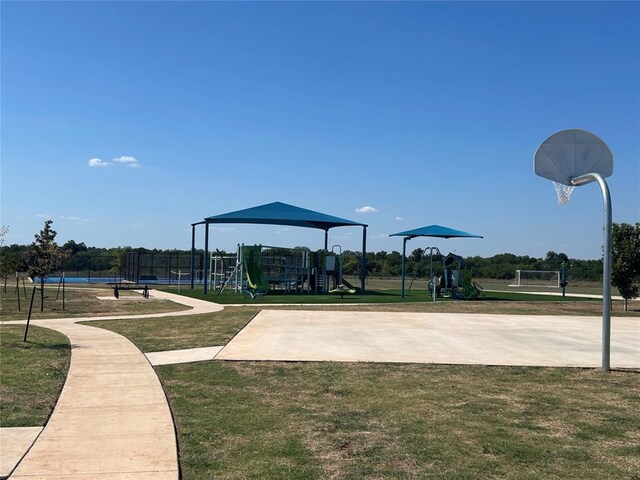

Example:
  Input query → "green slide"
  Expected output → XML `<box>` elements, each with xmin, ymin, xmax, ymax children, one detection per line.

<box><xmin>243</xmin><ymin>246</ymin><xmax>269</xmax><ymax>298</ymax></box>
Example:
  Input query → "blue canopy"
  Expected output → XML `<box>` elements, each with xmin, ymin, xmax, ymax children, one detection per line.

<box><xmin>390</xmin><ymin>224</ymin><xmax>483</xmax><ymax>299</ymax></box>
<box><xmin>390</xmin><ymin>224</ymin><xmax>483</xmax><ymax>240</ymax></box>
<box><xmin>192</xmin><ymin>202</ymin><xmax>368</xmax><ymax>294</ymax></box>
<box><xmin>205</xmin><ymin>201</ymin><xmax>366</xmax><ymax>230</ymax></box>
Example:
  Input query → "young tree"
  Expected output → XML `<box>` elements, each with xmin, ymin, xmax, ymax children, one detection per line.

<box><xmin>611</xmin><ymin>222</ymin><xmax>640</xmax><ymax>311</ymax></box>
<box><xmin>0</xmin><ymin>226</ymin><xmax>11</xmax><ymax>292</ymax></box>
<box><xmin>25</xmin><ymin>220</ymin><xmax>69</xmax><ymax>311</ymax></box>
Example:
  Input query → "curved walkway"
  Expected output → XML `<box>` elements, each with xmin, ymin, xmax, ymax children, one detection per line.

<box><xmin>7</xmin><ymin>291</ymin><xmax>222</xmax><ymax>480</ymax></box>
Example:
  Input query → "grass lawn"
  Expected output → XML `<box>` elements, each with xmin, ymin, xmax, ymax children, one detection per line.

<box><xmin>86</xmin><ymin>307</ymin><xmax>259</xmax><ymax>352</ymax></box>
<box><xmin>158</xmin><ymin>361</ymin><xmax>640</xmax><ymax>479</ymax></box>
<box><xmin>91</xmin><ymin>300</ymin><xmax>639</xmax><ymax>478</ymax></box>
<box><xmin>166</xmin><ymin>287</ymin><xmax>599</xmax><ymax>304</ymax></box>
<box><xmin>0</xmin><ymin>325</ymin><xmax>70</xmax><ymax>427</ymax></box>
<box><xmin>0</xmin><ymin>284</ymin><xmax>189</xmax><ymax>322</ymax></box>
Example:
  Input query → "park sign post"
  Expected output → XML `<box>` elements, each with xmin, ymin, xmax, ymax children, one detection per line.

<box><xmin>534</xmin><ymin>129</ymin><xmax>614</xmax><ymax>371</ymax></box>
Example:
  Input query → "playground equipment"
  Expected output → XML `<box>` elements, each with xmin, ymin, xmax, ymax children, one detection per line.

<box><xmin>328</xmin><ymin>245</ymin><xmax>356</xmax><ymax>297</ymax></box>
<box><xmin>209</xmin><ymin>243</ymin><xmax>357</xmax><ymax>298</ymax></box>
<box><xmin>534</xmin><ymin>128</ymin><xmax>614</xmax><ymax>371</ymax></box>
<box><xmin>439</xmin><ymin>253</ymin><xmax>482</xmax><ymax>300</ymax></box>
<box><xmin>241</xmin><ymin>246</ymin><xmax>270</xmax><ymax>298</ymax></box>
<box><xmin>390</xmin><ymin>225</ymin><xmax>483</xmax><ymax>300</ymax></box>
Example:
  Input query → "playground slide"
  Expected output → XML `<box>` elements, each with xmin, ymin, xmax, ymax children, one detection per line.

<box><xmin>335</xmin><ymin>278</ymin><xmax>358</xmax><ymax>294</ymax></box>
<box><xmin>342</xmin><ymin>278</ymin><xmax>360</xmax><ymax>293</ymax></box>
<box><xmin>243</xmin><ymin>247</ymin><xmax>269</xmax><ymax>297</ymax></box>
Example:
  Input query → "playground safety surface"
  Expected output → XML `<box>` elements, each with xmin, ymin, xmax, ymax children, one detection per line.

<box><xmin>216</xmin><ymin>309</ymin><xmax>640</xmax><ymax>368</ymax></box>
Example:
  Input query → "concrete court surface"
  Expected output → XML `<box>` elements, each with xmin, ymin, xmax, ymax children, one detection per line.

<box><xmin>216</xmin><ymin>310</ymin><xmax>640</xmax><ymax>368</ymax></box>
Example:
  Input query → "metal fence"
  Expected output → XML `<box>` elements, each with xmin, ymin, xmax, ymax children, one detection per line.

<box><xmin>124</xmin><ymin>252</ymin><xmax>204</xmax><ymax>284</ymax></box>
<box><xmin>55</xmin><ymin>255</ymin><xmax>119</xmax><ymax>281</ymax></box>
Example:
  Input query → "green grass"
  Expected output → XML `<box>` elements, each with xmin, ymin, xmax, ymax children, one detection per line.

<box><xmin>164</xmin><ymin>287</ymin><xmax>598</xmax><ymax>305</ymax></box>
<box><xmin>0</xmin><ymin>325</ymin><xmax>71</xmax><ymax>427</ymax></box>
<box><xmin>85</xmin><ymin>307</ymin><xmax>259</xmax><ymax>352</ymax></box>
<box><xmin>158</xmin><ymin>361</ymin><xmax>640</xmax><ymax>479</ymax></box>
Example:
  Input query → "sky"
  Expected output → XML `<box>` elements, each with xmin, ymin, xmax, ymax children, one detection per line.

<box><xmin>1</xmin><ymin>1</ymin><xmax>638</xmax><ymax>260</ymax></box>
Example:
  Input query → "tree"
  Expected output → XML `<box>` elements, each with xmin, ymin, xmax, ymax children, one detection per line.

<box><xmin>110</xmin><ymin>247</ymin><xmax>126</xmax><ymax>280</ymax></box>
<box><xmin>611</xmin><ymin>222</ymin><xmax>640</xmax><ymax>311</ymax></box>
<box><xmin>25</xmin><ymin>220</ymin><xmax>69</xmax><ymax>311</ymax></box>
<box><xmin>0</xmin><ymin>226</ymin><xmax>12</xmax><ymax>291</ymax></box>
<box><xmin>62</xmin><ymin>239</ymin><xmax>88</xmax><ymax>255</ymax></box>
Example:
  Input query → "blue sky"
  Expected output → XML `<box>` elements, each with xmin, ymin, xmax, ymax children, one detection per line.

<box><xmin>2</xmin><ymin>1</ymin><xmax>638</xmax><ymax>259</ymax></box>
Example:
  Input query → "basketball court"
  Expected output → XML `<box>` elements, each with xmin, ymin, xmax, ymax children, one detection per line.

<box><xmin>215</xmin><ymin>309</ymin><xmax>640</xmax><ymax>368</ymax></box>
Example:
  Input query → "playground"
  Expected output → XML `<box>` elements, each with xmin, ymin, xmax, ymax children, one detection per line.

<box><xmin>1</xmin><ymin>130</ymin><xmax>638</xmax><ymax>479</ymax></box>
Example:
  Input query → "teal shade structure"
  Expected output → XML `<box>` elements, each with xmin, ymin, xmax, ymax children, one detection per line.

<box><xmin>390</xmin><ymin>225</ymin><xmax>483</xmax><ymax>299</ymax></box>
<box><xmin>390</xmin><ymin>225</ymin><xmax>483</xmax><ymax>240</ymax></box>
<box><xmin>192</xmin><ymin>202</ymin><xmax>368</xmax><ymax>294</ymax></box>
<box><xmin>205</xmin><ymin>202</ymin><xmax>365</xmax><ymax>230</ymax></box>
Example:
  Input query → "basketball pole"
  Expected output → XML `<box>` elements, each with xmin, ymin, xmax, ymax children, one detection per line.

<box><xmin>571</xmin><ymin>173</ymin><xmax>612</xmax><ymax>372</ymax></box>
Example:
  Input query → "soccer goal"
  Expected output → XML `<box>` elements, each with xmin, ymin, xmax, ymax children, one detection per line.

<box><xmin>509</xmin><ymin>270</ymin><xmax>560</xmax><ymax>288</ymax></box>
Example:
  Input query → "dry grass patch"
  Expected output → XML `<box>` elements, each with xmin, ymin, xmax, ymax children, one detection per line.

<box><xmin>0</xmin><ymin>284</ymin><xmax>189</xmax><ymax>322</ymax></box>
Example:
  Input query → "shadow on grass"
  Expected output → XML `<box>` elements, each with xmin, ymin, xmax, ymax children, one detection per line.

<box><xmin>19</xmin><ymin>341</ymin><xmax>70</xmax><ymax>351</ymax></box>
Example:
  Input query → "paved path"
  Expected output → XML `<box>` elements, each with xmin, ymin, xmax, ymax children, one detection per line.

<box><xmin>6</xmin><ymin>291</ymin><xmax>222</xmax><ymax>480</ymax></box>
<box><xmin>146</xmin><ymin>346</ymin><xmax>224</xmax><ymax>366</ymax></box>
<box><xmin>216</xmin><ymin>310</ymin><xmax>640</xmax><ymax>368</ymax></box>
<box><xmin>0</xmin><ymin>428</ymin><xmax>42</xmax><ymax>480</ymax></box>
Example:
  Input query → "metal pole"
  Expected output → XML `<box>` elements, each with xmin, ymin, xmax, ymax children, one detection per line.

<box><xmin>572</xmin><ymin>173</ymin><xmax>612</xmax><ymax>372</ymax></box>
<box><xmin>203</xmin><ymin>222</ymin><xmax>210</xmax><ymax>294</ymax></box>
<box><xmin>24</xmin><ymin>285</ymin><xmax>37</xmax><ymax>342</ymax></box>
<box><xmin>361</xmin><ymin>226</ymin><xmax>367</xmax><ymax>293</ymax></box>
<box><xmin>189</xmin><ymin>225</ymin><xmax>196</xmax><ymax>290</ymax></box>
<box><xmin>16</xmin><ymin>274</ymin><xmax>21</xmax><ymax>312</ymax></box>
<box><xmin>324</xmin><ymin>230</ymin><xmax>328</xmax><ymax>251</ymax></box>
<box><xmin>401</xmin><ymin>237</ymin><xmax>407</xmax><ymax>299</ymax></box>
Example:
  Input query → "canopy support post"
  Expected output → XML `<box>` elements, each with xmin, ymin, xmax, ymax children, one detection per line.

<box><xmin>190</xmin><ymin>224</ymin><xmax>196</xmax><ymax>289</ymax></box>
<box><xmin>203</xmin><ymin>222</ymin><xmax>210</xmax><ymax>294</ymax></box>
<box><xmin>401</xmin><ymin>237</ymin><xmax>408</xmax><ymax>299</ymax></box>
<box><xmin>361</xmin><ymin>226</ymin><xmax>367</xmax><ymax>293</ymax></box>
<box><xmin>324</xmin><ymin>229</ymin><xmax>328</xmax><ymax>251</ymax></box>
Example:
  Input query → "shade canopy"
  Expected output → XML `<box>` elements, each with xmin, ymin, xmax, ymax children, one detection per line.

<box><xmin>390</xmin><ymin>225</ymin><xmax>483</xmax><ymax>240</ymax></box>
<box><xmin>390</xmin><ymin>224</ymin><xmax>483</xmax><ymax>299</ymax></box>
<box><xmin>203</xmin><ymin>201</ymin><xmax>367</xmax><ymax>230</ymax></box>
<box><xmin>192</xmin><ymin>201</ymin><xmax>368</xmax><ymax>295</ymax></box>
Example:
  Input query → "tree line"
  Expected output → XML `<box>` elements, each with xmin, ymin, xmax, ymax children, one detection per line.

<box><xmin>0</xmin><ymin>237</ymin><xmax>606</xmax><ymax>282</ymax></box>
<box><xmin>1</xmin><ymin>221</ymin><xmax>638</xmax><ymax>305</ymax></box>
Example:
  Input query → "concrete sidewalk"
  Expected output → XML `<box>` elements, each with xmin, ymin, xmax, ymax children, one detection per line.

<box><xmin>216</xmin><ymin>310</ymin><xmax>640</xmax><ymax>368</ymax></box>
<box><xmin>7</xmin><ymin>290</ymin><xmax>223</xmax><ymax>480</ymax></box>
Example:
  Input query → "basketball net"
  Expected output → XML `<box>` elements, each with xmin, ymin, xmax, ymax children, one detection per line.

<box><xmin>553</xmin><ymin>181</ymin><xmax>575</xmax><ymax>205</ymax></box>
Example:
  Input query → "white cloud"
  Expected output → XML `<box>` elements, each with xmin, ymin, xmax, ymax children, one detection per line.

<box><xmin>355</xmin><ymin>206</ymin><xmax>378</xmax><ymax>213</ymax></box>
<box><xmin>395</xmin><ymin>216</ymin><xmax>404</xmax><ymax>221</ymax></box>
<box><xmin>113</xmin><ymin>155</ymin><xmax>140</xmax><ymax>168</ymax></box>
<box><xmin>88</xmin><ymin>157</ymin><xmax>110</xmax><ymax>167</ymax></box>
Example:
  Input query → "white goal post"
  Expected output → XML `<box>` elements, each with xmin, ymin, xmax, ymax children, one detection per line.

<box><xmin>509</xmin><ymin>270</ymin><xmax>560</xmax><ymax>288</ymax></box>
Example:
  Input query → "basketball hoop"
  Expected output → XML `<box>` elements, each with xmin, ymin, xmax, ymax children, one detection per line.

<box><xmin>534</xmin><ymin>129</ymin><xmax>614</xmax><ymax>372</ymax></box>
<box><xmin>553</xmin><ymin>181</ymin><xmax>575</xmax><ymax>205</ymax></box>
